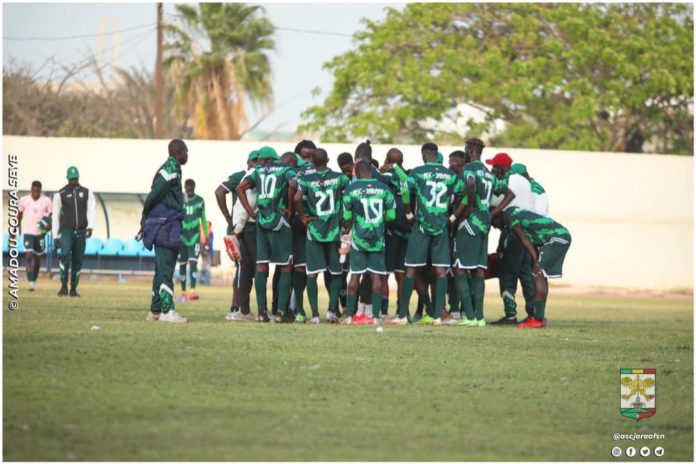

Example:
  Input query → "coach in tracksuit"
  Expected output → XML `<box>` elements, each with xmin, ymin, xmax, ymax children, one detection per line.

<box><xmin>52</xmin><ymin>166</ymin><xmax>96</xmax><ymax>297</ymax></box>
<box><xmin>140</xmin><ymin>139</ymin><xmax>189</xmax><ymax>323</ymax></box>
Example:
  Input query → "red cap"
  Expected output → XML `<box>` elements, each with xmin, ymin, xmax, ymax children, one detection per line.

<box><xmin>485</xmin><ymin>152</ymin><xmax>513</xmax><ymax>167</ymax></box>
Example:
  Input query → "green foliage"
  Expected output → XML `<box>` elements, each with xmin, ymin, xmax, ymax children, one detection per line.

<box><xmin>3</xmin><ymin>280</ymin><xmax>694</xmax><ymax>460</ymax></box>
<box><xmin>165</xmin><ymin>3</ymin><xmax>275</xmax><ymax>139</ymax></box>
<box><xmin>301</xmin><ymin>3</ymin><xmax>693</xmax><ymax>154</ymax></box>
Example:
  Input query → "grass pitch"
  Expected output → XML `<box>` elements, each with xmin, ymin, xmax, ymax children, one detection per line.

<box><xmin>3</xmin><ymin>278</ymin><xmax>693</xmax><ymax>461</ymax></box>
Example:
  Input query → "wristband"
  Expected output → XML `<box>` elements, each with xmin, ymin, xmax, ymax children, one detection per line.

<box><xmin>406</xmin><ymin>213</ymin><xmax>414</xmax><ymax>221</ymax></box>
<box><xmin>449</xmin><ymin>214</ymin><xmax>457</xmax><ymax>223</ymax></box>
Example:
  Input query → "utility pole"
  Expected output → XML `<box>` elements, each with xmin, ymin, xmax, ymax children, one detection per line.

<box><xmin>154</xmin><ymin>2</ymin><xmax>164</xmax><ymax>138</ymax></box>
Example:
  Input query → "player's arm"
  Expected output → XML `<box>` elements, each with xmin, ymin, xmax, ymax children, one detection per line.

<box><xmin>285</xmin><ymin>178</ymin><xmax>298</xmax><ymax>219</ymax></box>
<box><xmin>215</xmin><ymin>184</ymin><xmax>232</xmax><ymax>226</ymax></box>
<box><xmin>490</xmin><ymin>187</ymin><xmax>515</xmax><ymax>218</ymax></box>
<box><xmin>392</xmin><ymin>165</ymin><xmax>411</xmax><ymax>205</ymax></box>
<box><xmin>199</xmin><ymin>202</ymin><xmax>209</xmax><ymax>243</ymax></box>
<box><xmin>293</xmin><ymin>187</ymin><xmax>308</xmax><ymax>226</ymax></box>
<box><xmin>403</xmin><ymin>174</ymin><xmax>415</xmax><ymax>223</ymax></box>
<box><xmin>451</xmin><ymin>175</ymin><xmax>476</xmax><ymax>222</ymax></box>
<box><xmin>341</xmin><ymin>192</ymin><xmax>353</xmax><ymax>229</ymax></box>
<box><xmin>141</xmin><ymin>173</ymin><xmax>171</xmax><ymax>227</ymax></box>
<box><xmin>236</xmin><ymin>176</ymin><xmax>257</xmax><ymax>220</ymax></box>
<box><xmin>17</xmin><ymin>199</ymin><xmax>24</xmax><ymax>226</ymax></box>
<box><xmin>86</xmin><ymin>191</ymin><xmax>96</xmax><ymax>238</ymax></box>
<box><xmin>511</xmin><ymin>224</ymin><xmax>541</xmax><ymax>276</ymax></box>
<box><xmin>385</xmin><ymin>190</ymin><xmax>396</xmax><ymax>223</ymax></box>
<box><xmin>52</xmin><ymin>193</ymin><xmax>62</xmax><ymax>241</ymax></box>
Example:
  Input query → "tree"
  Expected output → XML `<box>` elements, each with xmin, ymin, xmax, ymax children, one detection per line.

<box><xmin>165</xmin><ymin>3</ymin><xmax>275</xmax><ymax>140</ymax></box>
<box><xmin>300</xmin><ymin>3</ymin><xmax>693</xmax><ymax>155</ymax></box>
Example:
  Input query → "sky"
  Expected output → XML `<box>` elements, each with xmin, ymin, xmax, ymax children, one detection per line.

<box><xmin>2</xmin><ymin>1</ymin><xmax>400</xmax><ymax>133</ymax></box>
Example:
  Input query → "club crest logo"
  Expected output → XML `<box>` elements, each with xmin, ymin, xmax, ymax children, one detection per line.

<box><xmin>620</xmin><ymin>368</ymin><xmax>656</xmax><ymax>421</ymax></box>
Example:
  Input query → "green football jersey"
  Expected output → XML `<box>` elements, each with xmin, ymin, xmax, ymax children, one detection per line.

<box><xmin>141</xmin><ymin>156</ymin><xmax>184</xmax><ymax>227</ymax></box>
<box><xmin>298</xmin><ymin>169</ymin><xmax>350</xmax><ymax>242</ymax></box>
<box><xmin>244</xmin><ymin>161</ymin><xmax>296</xmax><ymax>230</ymax></box>
<box><xmin>221</xmin><ymin>170</ymin><xmax>247</xmax><ymax>209</ymax></box>
<box><xmin>461</xmin><ymin>160</ymin><xmax>496</xmax><ymax>234</ymax></box>
<box><xmin>507</xmin><ymin>206</ymin><xmax>570</xmax><ymax>245</ymax></box>
<box><xmin>181</xmin><ymin>193</ymin><xmax>207</xmax><ymax>247</ymax></box>
<box><xmin>409</xmin><ymin>162</ymin><xmax>463</xmax><ymax>236</ymax></box>
<box><xmin>342</xmin><ymin>179</ymin><xmax>396</xmax><ymax>252</ymax></box>
<box><xmin>294</xmin><ymin>163</ymin><xmax>317</xmax><ymax>214</ymax></box>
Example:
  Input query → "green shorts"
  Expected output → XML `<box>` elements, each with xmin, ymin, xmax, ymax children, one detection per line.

<box><xmin>23</xmin><ymin>234</ymin><xmax>46</xmax><ymax>255</ymax></box>
<box><xmin>385</xmin><ymin>232</ymin><xmax>408</xmax><ymax>273</ymax></box>
<box><xmin>177</xmin><ymin>242</ymin><xmax>201</xmax><ymax>264</ymax></box>
<box><xmin>538</xmin><ymin>236</ymin><xmax>571</xmax><ymax>279</ymax></box>
<box><xmin>306</xmin><ymin>240</ymin><xmax>342</xmax><ymax>275</ymax></box>
<box><xmin>349</xmin><ymin>246</ymin><xmax>386</xmax><ymax>275</ymax></box>
<box><xmin>256</xmin><ymin>223</ymin><xmax>293</xmax><ymax>265</ymax></box>
<box><xmin>453</xmin><ymin>222</ymin><xmax>489</xmax><ymax>270</ymax></box>
<box><xmin>404</xmin><ymin>226</ymin><xmax>450</xmax><ymax>268</ymax></box>
<box><xmin>291</xmin><ymin>215</ymin><xmax>306</xmax><ymax>267</ymax></box>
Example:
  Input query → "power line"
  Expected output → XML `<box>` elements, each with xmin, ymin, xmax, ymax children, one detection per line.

<box><xmin>275</xmin><ymin>26</ymin><xmax>353</xmax><ymax>38</ymax></box>
<box><xmin>3</xmin><ymin>22</ymin><xmax>156</xmax><ymax>41</ymax></box>
<box><xmin>33</xmin><ymin>27</ymin><xmax>156</xmax><ymax>83</ymax></box>
<box><xmin>164</xmin><ymin>14</ymin><xmax>354</xmax><ymax>38</ymax></box>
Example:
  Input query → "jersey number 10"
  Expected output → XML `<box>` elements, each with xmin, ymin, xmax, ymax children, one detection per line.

<box><xmin>259</xmin><ymin>174</ymin><xmax>278</xmax><ymax>200</ymax></box>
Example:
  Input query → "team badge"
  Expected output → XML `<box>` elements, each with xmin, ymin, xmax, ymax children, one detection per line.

<box><xmin>620</xmin><ymin>368</ymin><xmax>656</xmax><ymax>421</ymax></box>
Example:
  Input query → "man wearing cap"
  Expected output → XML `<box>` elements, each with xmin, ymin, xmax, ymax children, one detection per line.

<box><xmin>18</xmin><ymin>180</ymin><xmax>53</xmax><ymax>291</ymax></box>
<box><xmin>139</xmin><ymin>139</ymin><xmax>189</xmax><ymax>323</ymax></box>
<box><xmin>237</xmin><ymin>146</ymin><xmax>298</xmax><ymax>323</ymax></box>
<box><xmin>215</xmin><ymin>150</ymin><xmax>258</xmax><ymax>320</ymax></box>
<box><xmin>52</xmin><ymin>166</ymin><xmax>96</xmax><ymax>297</ymax></box>
<box><xmin>485</xmin><ymin>152</ymin><xmax>537</xmax><ymax>326</ymax></box>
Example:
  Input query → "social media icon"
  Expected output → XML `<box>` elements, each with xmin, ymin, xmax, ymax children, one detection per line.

<box><xmin>611</xmin><ymin>447</ymin><xmax>622</xmax><ymax>458</ymax></box>
<box><xmin>654</xmin><ymin>446</ymin><xmax>665</xmax><ymax>457</ymax></box>
<box><xmin>640</xmin><ymin>446</ymin><xmax>650</xmax><ymax>457</ymax></box>
<box><xmin>626</xmin><ymin>446</ymin><xmax>637</xmax><ymax>457</ymax></box>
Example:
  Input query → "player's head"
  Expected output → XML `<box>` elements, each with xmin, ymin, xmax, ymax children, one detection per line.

<box><xmin>280</xmin><ymin>151</ymin><xmax>297</xmax><ymax>167</ymax></box>
<box><xmin>30</xmin><ymin>180</ymin><xmax>42</xmax><ymax>199</ymax></box>
<box><xmin>385</xmin><ymin>147</ymin><xmax>403</xmax><ymax>167</ymax></box>
<box><xmin>448</xmin><ymin>150</ymin><xmax>466</xmax><ymax>174</ymax></box>
<box><xmin>337</xmin><ymin>152</ymin><xmax>354</xmax><ymax>176</ymax></box>
<box><xmin>511</xmin><ymin>163</ymin><xmax>531</xmax><ymax>181</ymax></box>
<box><xmin>184</xmin><ymin>179</ymin><xmax>195</xmax><ymax>196</ymax></box>
<box><xmin>247</xmin><ymin>150</ymin><xmax>259</xmax><ymax>169</ymax></box>
<box><xmin>355</xmin><ymin>139</ymin><xmax>372</xmax><ymax>162</ymax></box>
<box><xmin>464</xmin><ymin>137</ymin><xmax>485</xmax><ymax>161</ymax></box>
<box><xmin>355</xmin><ymin>160</ymin><xmax>372</xmax><ymax>179</ymax></box>
<box><xmin>421</xmin><ymin>142</ymin><xmax>438</xmax><ymax>163</ymax></box>
<box><xmin>256</xmin><ymin>146</ymin><xmax>278</xmax><ymax>165</ymax></box>
<box><xmin>66</xmin><ymin>166</ymin><xmax>80</xmax><ymax>188</ymax></box>
<box><xmin>294</xmin><ymin>140</ymin><xmax>316</xmax><ymax>162</ymax></box>
<box><xmin>486</xmin><ymin>152</ymin><xmax>513</xmax><ymax>179</ymax></box>
<box><xmin>491</xmin><ymin>209</ymin><xmax>510</xmax><ymax>230</ymax></box>
<box><xmin>311</xmin><ymin>148</ymin><xmax>329</xmax><ymax>168</ymax></box>
<box><xmin>168</xmin><ymin>139</ymin><xmax>188</xmax><ymax>165</ymax></box>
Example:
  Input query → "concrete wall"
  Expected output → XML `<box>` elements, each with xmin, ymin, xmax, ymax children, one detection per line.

<box><xmin>3</xmin><ymin>135</ymin><xmax>692</xmax><ymax>291</ymax></box>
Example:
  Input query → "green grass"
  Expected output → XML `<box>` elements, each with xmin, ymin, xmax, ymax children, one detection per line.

<box><xmin>3</xmin><ymin>279</ymin><xmax>693</xmax><ymax>461</ymax></box>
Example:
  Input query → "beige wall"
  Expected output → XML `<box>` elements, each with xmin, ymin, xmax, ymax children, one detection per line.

<box><xmin>3</xmin><ymin>135</ymin><xmax>692</xmax><ymax>291</ymax></box>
